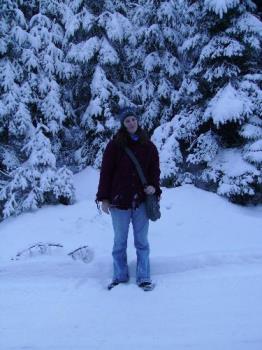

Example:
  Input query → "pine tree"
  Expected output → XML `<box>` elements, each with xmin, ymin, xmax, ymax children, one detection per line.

<box><xmin>0</xmin><ymin>0</ymin><xmax>76</xmax><ymax>220</ymax></box>
<box><xmin>0</xmin><ymin>125</ymin><xmax>74</xmax><ymax>219</ymax></box>
<box><xmin>0</xmin><ymin>0</ymin><xmax>30</xmax><ymax>141</ymax></box>
<box><xmin>61</xmin><ymin>0</ymin><xmax>133</xmax><ymax>168</ymax></box>
<box><xmin>0</xmin><ymin>0</ymin><xmax>32</xmax><ymax>217</ymax></box>
<box><xmin>25</xmin><ymin>4</ymin><xmax>76</xmax><ymax>136</ymax></box>
<box><xmin>155</xmin><ymin>0</ymin><xmax>262</xmax><ymax>203</ymax></box>
<box><xmin>130</xmin><ymin>0</ymin><xmax>183</xmax><ymax>131</ymax></box>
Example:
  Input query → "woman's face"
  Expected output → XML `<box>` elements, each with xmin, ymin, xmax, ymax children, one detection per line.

<box><xmin>123</xmin><ymin>116</ymin><xmax>138</xmax><ymax>134</ymax></box>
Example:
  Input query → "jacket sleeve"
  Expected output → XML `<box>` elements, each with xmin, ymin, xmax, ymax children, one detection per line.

<box><xmin>96</xmin><ymin>140</ymin><xmax>117</xmax><ymax>202</ymax></box>
<box><xmin>148</xmin><ymin>142</ymin><xmax>162</xmax><ymax>197</ymax></box>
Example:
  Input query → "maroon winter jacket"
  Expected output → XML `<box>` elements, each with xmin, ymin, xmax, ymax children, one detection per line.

<box><xmin>96</xmin><ymin>136</ymin><xmax>161</xmax><ymax>209</ymax></box>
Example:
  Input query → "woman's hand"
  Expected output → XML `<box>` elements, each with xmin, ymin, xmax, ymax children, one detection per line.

<box><xmin>144</xmin><ymin>185</ymin><xmax>156</xmax><ymax>195</ymax></box>
<box><xmin>101</xmin><ymin>200</ymin><xmax>111</xmax><ymax>214</ymax></box>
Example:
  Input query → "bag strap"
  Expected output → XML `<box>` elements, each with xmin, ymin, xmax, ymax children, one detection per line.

<box><xmin>124</xmin><ymin>147</ymin><xmax>148</xmax><ymax>187</ymax></box>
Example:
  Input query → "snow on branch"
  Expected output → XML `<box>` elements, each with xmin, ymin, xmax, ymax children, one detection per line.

<box><xmin>243</xmin><ymin>139</ymin><xmax>262</xmax><ymax>165</ymax></box>
<box><xmin>13</xmin><ymin>242</ymin><xmax>63</xmax><ymax>260</ymax></box>
<box><xmin>12</xmin><ymin>243</ymin><xmax>94</xmax><ymax>264</ymax></box>
<box><xmin>200</xmin><ymin>35</ymin><xmax>244</xmax><ymax>61</ymax></box>
<box><xmin>99</xmin><ymin>11</ymin><xmax>132</xmax><ymax>42</ymax></box>
<box><xmin>204</xmin><ymin>0</ymin><xmax>240</xmax><ymax>19</ymax></box>
<box><xmin>67</xmin><ymin>37</ymin><xmax>100</xmax><ymax>64</ymax></box>
<box><xmin>204</xmin><ymin>83</ymin><xmax>251</xmax><ymax>126</ymax></box>
<box><xmin>68</xmin><ymin>246</ymin><xmax>94</xmax><ymax>264</ymax></box>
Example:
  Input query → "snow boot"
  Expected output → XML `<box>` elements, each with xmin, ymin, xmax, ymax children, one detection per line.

<box><xmin>107</xmin><ymin>279</ymin><xmax>129</xmax><ymax>290</ymax></box>
<box><xmin>138</xmin><ymin>281</ymin><xmax>155</xmax><ymax>291</ymax></box>
<box><xmin>107</xmin><ymin>281</ymin><xmax>120</xmax><ymax>290</ymax></box>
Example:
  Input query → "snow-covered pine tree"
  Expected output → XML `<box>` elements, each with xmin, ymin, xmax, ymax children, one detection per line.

<box><xmin>0</xmin><ymin>125</ymin><xmax>74</xmax><ymax>219</ymax></box>
<box><xmin>0</xmin><ymin>0</ymin><xmax>33</xmax><ymax>218</ymax></box>
<box><xmin>130</xmin><ymin>0</ymin><xmax>183</xmax><ymax>131</ymax></box>
<box><xmin>25</xmin><ymin>3</ymin><xmax>77</xmax><ymax>141</ymax></box>
<box><xmin>0</xmin><ymin>1</ymin><xmax>75</xmax><ymax>220</ymax></box>
<box><xmin>30</xmin><ymin>0</ymin><xmax>82</xmax><ymax>171</ymax></box>
<box><xmin>154</xmin><ymin>0</ymin><xmax>262</xmax><ymax>203</ymax></box>
<box><xmin>0</xmin><ymin>0</ymin><xmax>30</xmax><ymax>155</ymax></box>
<box><xmin>239</xmin><ymin>72</ymin><xmax>262</xmax><ymax>202</ymax></box>
<box><xmin>63</xmin><ymin>0</ymin><xmax>133</xmax><ymax>169</ymax></box>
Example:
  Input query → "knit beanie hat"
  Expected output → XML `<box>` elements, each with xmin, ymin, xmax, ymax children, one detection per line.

<box><xmin>118</xmin><ymin>107</ymin><xmax>138</xmax><ymax>125</ymax></box>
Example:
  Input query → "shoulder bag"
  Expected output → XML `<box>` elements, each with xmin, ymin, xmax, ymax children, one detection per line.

<box><xmin>124</xmin><ymin>147</ymin><xmax>161</xmax><ymax>221</ymax></box>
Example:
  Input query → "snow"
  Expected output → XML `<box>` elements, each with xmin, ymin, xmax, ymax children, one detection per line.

<box><xmin>200</xmin><ymin>36</ymin><xmax>244</xmax><ymax>60</ymax></box>
<box><xmin>63</xmin><ymin>10</ymin><xmax>81</xmax><ymax>40</ymax></box>
<box><xmin>204</xmin><ymin>0</ymin><xmax>240</xmax><ymax>18</ymax></box>
<box><xmin>204</xmin><ymin>83</ymin><xmax>251</xmax><ymax>126</ymax></box>
<box><xmin>67</xmin><ymin>37</ymin><xmax>100</xmax><ymax>64</ymax></box>
<box><xmin>244</xmin><ymin>140</ymin><xmax>262</xmax><ymax>165</ymax></box>
<box><xmin>1</xmin><ymin>168</ymin><xmax>262</xmax><ymax>349</ymax></box>
<box><xmin>99</xmin><ymin>38</ymin><xmax>119</xmax><ymax>65</ymax></box>
<box><xmin>209</xmin><ymin>148</ymin><xmax>259</xmax><ymax>177</ymax></box>
<box><xmin>0</xmin><ymin>60</ymin><xmax>15</xmax><ymax>91</ymax></box>
<box><xmin>246</xmin><ymin>139</ymin><xmax>262</xmax><ymax>152</ymax></box>
<box><xmin>187</xmin><ymin>131</ymin><xmax>219</xmax><ymax>165</ymax></box>
<box><xmin>240</xmin><ymin>123</ymin><xmax>262</xmax><ymax>140</ymax></box>
<box><xmin>144</xmin><ymin>52</ymin><xmax>161</xmax><ymax>73</ymax></box>
<box><xmin>235</xmin><ymin>13</ymin><xmax>262</xmax><ymax>36</ymax></box>
<box><xmin>0</xmin><ymin>37</ymin><xmax>7</xmax><ymax>55</ymax></box>
<box><xmin>81</xmin><ymin>10</ymin><xmax>95</xmax><ymax>32</ymax></box>
<box><xmin>12</xmin><ymin>26</ymin><xmax>28</xmax><ymax>45</ymax></box>
<box><xmin>22</xmin><ymin>48</ymin><xmax>38</xmax><ymax>70</ymax></box>
<box><xmin>99</xmin><ymin>12</ymin><xmax>132</xmax><ymax>42</ymax></box>
<box><xmin>152</xmin><ymin>122</ymin><xmax>182</xmax><ymax>178</ymax></box>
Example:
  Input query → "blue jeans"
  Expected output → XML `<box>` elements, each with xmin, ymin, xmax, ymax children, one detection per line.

<box><xmin>110</xmin><ymin>203</ymin><xmax>151</xmax><ymax>284</ymax></box>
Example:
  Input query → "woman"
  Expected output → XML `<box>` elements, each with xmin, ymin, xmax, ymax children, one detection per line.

<box><xmin>96</xmin><ymin>107</ymin><xmax>161</xmax><ymax>291</ymax></box>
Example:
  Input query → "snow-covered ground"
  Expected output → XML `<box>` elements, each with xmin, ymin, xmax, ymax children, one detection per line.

<box><xmin>1</xmin><ymin>167</ymin><xmax>262</xmax><ymax>350</ymax></box>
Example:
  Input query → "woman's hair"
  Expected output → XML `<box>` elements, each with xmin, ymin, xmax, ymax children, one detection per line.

<box><xmin>114</xmin><ymin>125</ymin><xmax>149</xmax><ymax>147</ymax></box>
